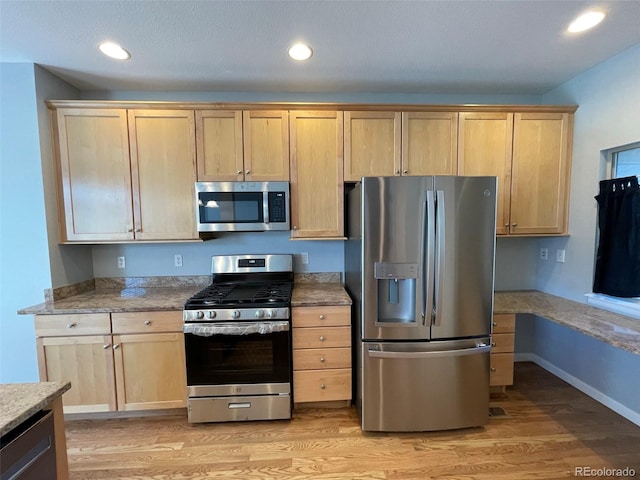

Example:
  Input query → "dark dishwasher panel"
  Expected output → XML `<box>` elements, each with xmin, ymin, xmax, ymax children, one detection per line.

<box><xmin>0</xmin><ymin>410</ymin><xmax>57</xmax><ymax>480</ymax></box>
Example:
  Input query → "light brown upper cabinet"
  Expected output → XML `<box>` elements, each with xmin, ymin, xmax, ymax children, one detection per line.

<box><xmin>127</xmin><ymin>110</ymin><xmax>198</xmax><ymax>240</ymax></box>
<box><xmin>402</xmin><ymin>112</ymin><xmax>458</xmax><ymax>176</ymax></box>
<box><xmin>53</xmin><ymin>108</ymin><xmax>198</xmax><ymax>242</ymax></box>
<box><xmin>344</xmin><ymin>111</ymin><xmax>458</xmax><ymax>181</ymax></box>
<box><xmin>510</xmin><ymin>112</ymin><xmax>572</xmax><ymax>235</ymax></box>
<box><xmin>458</xmin><ymin>112</ymin><xmax>514</xmax><ymax>235</ymax></box>
<box><xmin>54</xmin><ymin>108</ymin><xmax>135</xmax><ymax>242</ymax></box>
<box><xmin>458</xmin><ymin>111</ymin><xmax>572</xmax><ymax>235</ymax></box>
<box><xmin>344</xmin><ymin>111</ymin><xmax>400</xmax><ymax>181</ymax></box>
<box><xmin>196</xmin><ymin>110</ymin><xmax>289</xmax><ymax>181</ymax></box>
<box><xmin>290</xmin><ymin>111</ymin><xmax>345</xmax><ymax>239</ymax></box>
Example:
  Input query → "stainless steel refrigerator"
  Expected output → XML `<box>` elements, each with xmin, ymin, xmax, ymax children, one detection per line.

<box><xmin>345</xmin><ymin>176</ymin><xmax>497</xmax><ymax>432</ymax></box>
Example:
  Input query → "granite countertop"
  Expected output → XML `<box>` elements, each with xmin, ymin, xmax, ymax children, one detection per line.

<box><xmin>495</xmin><ymin>290</ymin><xmax>640</xmax><ymax>355</ymax></box>
<box><xmin>0</xmin><ymin>381</ymin><xmax>71</xmax><ymax>437</ymax></box>
<box><xmin>292</xmin><ymin>282</ymin><xmax>352</xmax><ymax>306</ymax></box>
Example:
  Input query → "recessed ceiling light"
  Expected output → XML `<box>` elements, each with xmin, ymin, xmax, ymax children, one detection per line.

<box><xmin>98</xmin><ymin>41</ymin><xmax>131</xmax><ymax>60</ymax></box>
<box><xmin>567</xmin><ymin>10</ymin><xmax>606</xmax><ymax>33</ymax></box>
<box><xmin>288</xmin><ymin>43</ymin><xmax>313</xmax><ymax>61</ymax></box>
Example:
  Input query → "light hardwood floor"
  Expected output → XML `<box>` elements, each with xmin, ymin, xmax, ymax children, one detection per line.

<box><xmin>65</xmin><ymin>362</ymin><xmax>640</xmax><ymax>479</ymax></box>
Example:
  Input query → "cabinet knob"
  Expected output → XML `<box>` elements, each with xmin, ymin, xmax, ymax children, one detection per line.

<box><xmin>491</xmin><ymin>342</ymin><xmax>496</xmax><ymax>347</ymax></box>
<box><xmin>144</xmin><ymin>320</ymin><xmax>151</xmax><ymax>326</ymax></box>
<box><xmin>237</xmin><ymin>170</ymin><xmax>242</xmax><ymax>175</ymax></box>
<box><xmin>490</xmin><ymin>367</ymin><xmax>497</xmax><ymax>372</ymax></box>
<box><xmin>127</xmin><ymin>227</ymin><xmax>134</xmax><ymax>233</ymax></box>
<box><xmin>245</xmin><ymin>170</ymin><xmax>250</xmax><ymax>174</ymax></box>
<box><xmin>103</xmin><ymin>344</ymin><xmax>110</xmax><ymax>349</ymax></box>
<box><xmin>135</xmin><ymin>228</ymin><xmax>141</xmax><ymax>233</ymax></box>
<box><xmin>403</xmin><ymin>170</ymin><xmax>408</xmax><ymax>174</ymax></box>
<box><xmin>293</xmin><ymin>226</ymin><xmax>297</xmax><ymax>230</ymax></box>
<box><xmin>320</xmin><ymin>384</ymin><xmax>326</xmax><ymax>390</ymax></box>
<box><xmin>492</xmin><ymin>322</ymin><xmax>497</xmax><ymax>327</ymax></box>
<box><xmin>395</xmin><ymin>170</ymin><xmax>400</xmax><ymax>175</ymax></box>
<box><xmin>319</xmin><ymin>336</ymin><xmax>325</xmax><ymax>341</ymax></box>
<box><xmin>319</xmin><ymin>357</ymin><xmax>325</xmax><ymax>363</ymax></box>
<box><xmin>511</xmin><ymin>223</ymin><xmax>518</xmax><ymax>227</ymax></box>
<box><xmin>113</xmin><ymin>344</ymin><xmax>120</xmax><ymax>350</ymax></box>
<box><xmin>504</xmin><ymin>223</ymin><xmax>509</xmax><ymax>227</ymax></box>
<box><xmin>67</xmin><ymin>322</ymin><xmax>76</xmax><ymax>328</ymax></box>
<box><xmin>319</xmin><ymin>314</ymin><xmax>325</xmax><ymax>320</ymax></box>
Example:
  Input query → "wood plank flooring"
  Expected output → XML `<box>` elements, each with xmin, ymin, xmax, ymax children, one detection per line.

<box><xmin>65</xmin><ymin>362</ymin><xmax>640</xmax><ymax>479</ymax></box>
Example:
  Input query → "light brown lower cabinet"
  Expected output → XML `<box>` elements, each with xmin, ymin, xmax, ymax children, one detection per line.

<box><xmin>35</xmin><ymin>311</ymin><xmax>186</xmax><ymax>414</ymax></box>
<box><xmin>490</xmin><ymin>313</ymin><xmax>516</xmax><ymax>387</ymax></box>
<box><xmin>292</xmin><ymin>305</ymin><xmax>352</xmax><ymax>404</ymax></box>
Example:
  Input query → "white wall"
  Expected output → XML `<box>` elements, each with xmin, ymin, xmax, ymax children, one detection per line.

<box><xmin>538</xmin><ymin>44</ymin><xmax>640</xmax><ymax>302</ymax></box>
<box><xmin>0</xmin><ymin>64</ymin><xmax>48</xmax><ymax>382</ymax></box>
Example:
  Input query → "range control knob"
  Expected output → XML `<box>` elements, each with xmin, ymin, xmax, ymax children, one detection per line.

<box><xmin>207</xmin><ymin>311</ymin><xmax>217</xmax><ymax>319</ymax></box>
<box><xmin>266</xmin><ymin>309</ymin><xmax>276</xmax><ymax>319</ymax></box>
<box><xmin>196</xmin><ymin>311</ymin><xmax>205</xmax><ymax>320</ymax></box>
<box><xmin>255</xmin><ymin>310</ymin><xmax>265</xmax><ymax>319</ymax></box>
<box><xmin>231</xmin><ymin>310</ymin><xmax>241</xmax><ymax>319</ymax></box>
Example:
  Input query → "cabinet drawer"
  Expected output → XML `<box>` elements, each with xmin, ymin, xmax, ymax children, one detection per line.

<box><xmin>492</xmin><ymin>313</ymin><xmax>515</xmax><ymax>334</ymax></box>
<box><xmin>491</xmin><ymin>333</ymin><xmax>515</xmax><ymax>353</ymax></box>
<box><xmin>293</xmin><ymin>369</ymin><xmax>352</xmax><ymax>403</ymax></box>
<box><xmin>490</xmin><ymin>352</ymin><xmax>514</xmax><ymax>386</ymax></box>
<box><xmin>34</xmin><ymin>314</ymin><xmax>111</xmax><ymax>337</ymax></box>
<box><xmin>293</xmin><ymin>326</ymin><xmax>351</xmax><ymax>349</ymax></box>
<box><xmin>111</xmin><ymin>311</ymin><xmax>183</xmax><ymax>334</ymax></box>
<box><xmin>292</xmin><ymin>306</ymin><xmax>350</xmax><ymax>328</ymax></box>
<box><xmin>293</xmin><ymin>347</ymin><xmax>351</xmax><ymax>371</ymax></box>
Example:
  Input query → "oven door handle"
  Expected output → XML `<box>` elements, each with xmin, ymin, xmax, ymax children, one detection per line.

<box><xmin>183</xmin><ymin>321</ymin><xmax>290</xmax><ymax>336</ymax></box>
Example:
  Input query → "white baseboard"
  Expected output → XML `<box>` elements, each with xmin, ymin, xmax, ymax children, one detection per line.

<box><xmin>514</xmin><ymin>353</ymin><xmax>640</xmax><ymax>427</ymax></box>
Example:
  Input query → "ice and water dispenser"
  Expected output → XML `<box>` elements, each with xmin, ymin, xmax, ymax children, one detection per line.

<box><xmin>374</xmin><ymin>262</ymin><xmax>418</xmax><ymax>324</ymax></box>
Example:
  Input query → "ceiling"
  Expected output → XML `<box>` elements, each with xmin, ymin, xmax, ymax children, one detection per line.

<box><xmin>1</xmin><ymin>0</ymin><xmax>639</xmax><ymax>95</ymax></box>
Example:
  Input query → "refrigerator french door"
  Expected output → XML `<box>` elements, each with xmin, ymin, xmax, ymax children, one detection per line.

<box><xmin>345</xmin><ymin>175</ymin><xmax>497</xmax><ymax>432</ymax></box>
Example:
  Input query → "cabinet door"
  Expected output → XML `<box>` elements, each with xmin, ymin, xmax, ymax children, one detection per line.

<box><xmin>344</xmin><ymin>111</ymin><xmax>400</xmax><ymax>181</ymax></box>
<box><xmin>289</xmin><ymin>111</ymin><xmax>344</xmax><ymax>238</ymax></box>
<box><xmin>196</xmin><ymin>110</ymin><xmax>244</xmax><ymax>181</ymax></box>
<box><xmin>510</xmin><ymin>113</ymin><xmax>571</xmax><ymax>235</ymax></box>
<box><xmin>243</xmin><ymin>110</ymin><xmax>290</xmax><ymax>181</ymax></box>
<box><xmin>458</xmin><ymin>112</ymin><xmax>513</xmax><ymax>235</ymax></box>
<box><xmin>402</xmin><ymin>112</ymin><xmax>458</xmax><ymax>176</ymax></box>
<box><xmin>55</xmin><ymin>108</ymin><xmax>134</xmax><ymax>242</ymax></box>
<box><xmin>36</xmin><ymin>335</ymin><xmax>116</xmax><ymax>413</ymax></box>
<box><xmin>128</xmin><ymin>110</ymin><xmax>198</xmax><ymax>240</ymax></box>
<box><xmin>112</xmin><ymin>333</ymin><xmax>187</xmax><ymax>411</ymax></box>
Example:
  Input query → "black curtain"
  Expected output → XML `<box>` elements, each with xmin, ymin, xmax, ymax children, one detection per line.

<box><xmin>593</xmin><ymin>176</ymin><xmax>640</xmax><ymax>297</ymax></box>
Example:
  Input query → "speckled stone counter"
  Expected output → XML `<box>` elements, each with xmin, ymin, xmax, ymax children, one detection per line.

<box><xmin>18</xmin><ymin>286</ymin><xmax>203</xmax><ymax>315</ymax></box>
<box><xmin>495</xmin><ymin>290</ymin><xmax>640</xmax><ymax>355</ymax></box>
<box><xmin>291</xmin><ymin>283</ymin><xmax>352</xmax><ymax>306</ymax></box>
<box><xmin>0</xmin><ymin>381</ymin><xmax>70</xmax><ymax>437</ymax></box>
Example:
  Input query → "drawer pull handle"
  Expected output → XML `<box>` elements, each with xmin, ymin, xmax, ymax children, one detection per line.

<box><xmin>103</xmin><ymin>344</ymin><xmax>110</xmax><ymax>349</ymax></box>
<box><xmin>490</xmin><ymin>367</ymin><xmax>496</xmax><ymax>372</ymax></box>
<box><xmin>319</xmin><ymin>357</ymin><xmax>325</xmax><ymax>363</ymax></box>
<box><xmin>319</xmin><ymin>314</ymin><xmax>325</xmax><ymax>320</ymax></box>
<box><xmin>67</xmin><ymin>323</ymin><xmax>77</xmax><ymax>328</ymax></box>
<box><xmin>113</xmin><ymin>344</ymin><xmax>120</xmax><ymax>350</ymax></box>
<box><xmin>320</xmin><ymin>384</ymin><xmax>326</xmax><ymax>390</ymax></box>
<box><xmin>144</xmin><ymin>320</ymin><xmax>152</xmax><ymax>325</ymax></box>
<box><xmin>319</xmin><ymin>336</ymin><xmax>325</xmax><ymax>341</ymax></box>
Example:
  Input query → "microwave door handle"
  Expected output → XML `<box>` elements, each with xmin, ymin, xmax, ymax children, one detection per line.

<box><xmin>263</xmin><ymin>191</ymin><xmax>270</xmax><ymax>223</ymax></box>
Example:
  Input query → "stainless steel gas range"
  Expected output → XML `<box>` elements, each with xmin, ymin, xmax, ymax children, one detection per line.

<box><xmin>183</xmin><ymin>254</ymin><xmax>293</xmax><ymax>423</ymax></box>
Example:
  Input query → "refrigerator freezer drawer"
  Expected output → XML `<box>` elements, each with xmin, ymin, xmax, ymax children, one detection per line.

<box><xmin>361</xmin><ymin>341</ymin><xmax>490</xmax><ymax>432</ymax></box>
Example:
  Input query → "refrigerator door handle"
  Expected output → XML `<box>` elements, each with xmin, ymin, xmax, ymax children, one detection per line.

<box><xmin>433</xmin><ymin>189</ymin><xmax>446</xmax><ymax>326</ymax></box>
<box><xmin>367</xmin><ymin>345</ymin><xmax>491</xmax><ymax>359</ymax></box>
<box><xmin>422</xmin><ymin>190</ymin><xmax>435</xmax><ymax>326</ymax></box>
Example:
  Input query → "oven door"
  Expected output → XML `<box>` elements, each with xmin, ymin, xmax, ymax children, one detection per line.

<box><xmin>184</xmin><ymin>321</ymin><xmax>292</xmax><ymax>397</ymax></box>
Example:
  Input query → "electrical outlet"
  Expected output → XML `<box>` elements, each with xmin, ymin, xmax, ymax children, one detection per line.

<box><xmin>301</xmin><ymin>252</ymin><xmax>309</xmax><ymax>265</ymax></box>
<box><xmin>174</xmin><ymin>254</ymin><xmax>183</xmax><ymax>267</ymax></box>
<box><xmin>556</xmin><ymin>249</ymin><xmax>566</xmax><ymax>263</ymax></box>
<box><xmin>540</xmin><ymin>248</ymin><xmax>548</xmax><ymax>261</ymax></box>
<box><xmin>117</xmin><ymin>256</ymin><xmax>125</xmax><ymax>269</ymax></box>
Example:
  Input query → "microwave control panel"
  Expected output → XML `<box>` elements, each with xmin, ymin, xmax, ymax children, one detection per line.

<box><xmin>268</xmin><ymin>192</ymin><xmax>287</xmax><ymax>223</ymax></box>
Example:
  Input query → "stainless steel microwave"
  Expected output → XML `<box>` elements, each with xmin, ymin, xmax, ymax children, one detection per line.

<box><xmin>195</xmin><ymin>181</ymin><xmax>290</xmax><ymax>232</ymax></box>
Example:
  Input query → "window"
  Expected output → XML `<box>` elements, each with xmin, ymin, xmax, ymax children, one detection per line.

<box><xmin>611</xmin><ymin>143</ymin><xmax>640</xmax><ymax>178</ymax></box>
<box><xmin>587</xmin><ymin>143</ymin><xmax>640</xmax><ymax>318</ymax></box>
